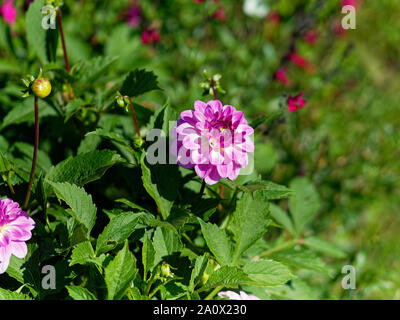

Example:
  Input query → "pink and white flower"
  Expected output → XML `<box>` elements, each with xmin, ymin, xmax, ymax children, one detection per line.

<box><xmin>0</xmin><ymin>198</ymin><xmax>35</xmax><ymax>274</ymax></box>
<box><xmin>1</xmin><ymin>0</ymin><xmax>17</xmax><ymax>26</ymax></box>
<box><xmin>218</xmin><ymin>290</ymin><xmax>260</xmax><ymax>300</ymax></box>
<box><xmin>171</xmin><ymin>100</ymin><xmax>254</xmax><ymax>185</ymax></box>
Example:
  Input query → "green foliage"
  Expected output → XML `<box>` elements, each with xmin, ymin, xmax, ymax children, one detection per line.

<box><xmin>0</xmin><ymin>0</ymin><xmax>396</xmax><ymax>301</ymax></box>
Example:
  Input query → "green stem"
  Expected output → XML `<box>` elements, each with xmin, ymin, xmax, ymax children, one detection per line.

<box><xmin>260</xmin><ymin>239</ymin><xmax>299</xmax><ymax>258</ymax></box>
<box><xmin>23</xmin><ymin>96</ymin><xmax>39</xmax><ymax>209</ymax></box>
<box><xmin>205</xmin><ymin>285</ymin><xmax>224</xmax><ymax>300</ymax></box>
<box><xmin>56</xmin><ymin>9</ymin><xmax>70</xmax><ymax>73</ymax></box>
<box><xmin>199</xmin><ymin>180</ymin><xmax>206</xmax><ymax>198</ymax></box>
<box><xmin>125</xmin><ymin>96</ymin><xmax>141</xmax><ymax>139</ymax></box>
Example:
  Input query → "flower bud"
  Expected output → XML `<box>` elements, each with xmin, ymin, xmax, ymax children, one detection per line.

<box><xmin>161</xmin><ymin>263</ymin><xmax>174</xmax><ymax>278</ymax></box>
<box><xmin>32</xmin><ymin>78</ymin><xmax>52</xmax><ymax>98</ymax></box>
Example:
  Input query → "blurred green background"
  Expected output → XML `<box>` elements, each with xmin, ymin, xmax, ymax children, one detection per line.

<box><xmin>0</xmin><ymin>0</ymin><xmax>399</xmax><ymax>299</ymax></box>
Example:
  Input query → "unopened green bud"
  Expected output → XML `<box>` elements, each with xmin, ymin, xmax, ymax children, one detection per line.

<box><xmin>32</xmin><ymin>78</ymin><xmax>52</xmax><ymax>98</ymax></box>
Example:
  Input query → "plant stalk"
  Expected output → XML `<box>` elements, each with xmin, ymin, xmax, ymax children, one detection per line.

<box><xmin>260</xmin><ymin>239</ymin><xmax>299</xmax><ymax>258</ymax></box>
<box><xmin>56</xmin><ymin>9</ymin><xmax>70</xmax><ymax>73</ymax></box>
<box><xmin>125</xmin><ymin>96</ymin><xmax>141</xmax><ymax>138</ymax></box>
<box><xmin>205</xmin><ymin>285</ymin><xmax>224</xmax><ymax>300</ymax></box>
<box><xmin>23</xmin><ymin>96</ymin><xmax>39</xmax><ymax>209</ymax></box>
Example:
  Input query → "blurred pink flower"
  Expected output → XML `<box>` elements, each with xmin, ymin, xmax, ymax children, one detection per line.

<box><xmin>275</xmin><ymin>67</ymin><xmax>290</xmax><ymax>86</ymax></box>
<box><xmin>341</xmin><ymin>0</ymin><xmax>357</xmax><ymax>7</ymax></box>
<box><xmin>212</xmin><ymin>6</ymin><xmax>226</xmax><ymax>22</ymax></box>
<box><xmin>171</xmin><ymin>100</ymin><xmax>254</xmax><ymax>185</ymax></box>
<box><xmin>1</xmin><ymin>0</ymin><xmax>17</xmax><ymax>26</ymax></box>
<box><xmin>218</xmin><ymin>290</ymin><xmax>260</xmax><ymax>300</ymax></box>
<box><xmin>289</xmin><ymin>52</ymin><xmax>308</xmax><ymax>69</ymax></box>
<box><xmin>141</xmin><ymin>28</ymin><xmax>160</xmax><ymax>45</ymax></box>
<box><xmin>126</xmin><ymin>3</ymin><xmax>141</xmax><ymax>28</ymax></box>
<box><xmin>0</xmin><ymin>198</ymin><xmax>35</xmax><ymax>274</ymax></box>
<box><xmin>304</xmin><ymin>29</ymin><xmax>318</xmax><ymax>44</ymax></box>
<box><xmin>287</xmin><ymin>92</ymin><xmax>306</xmax><ymax>112</ymax></box>
<box><xmin>268</xmin><ymin>11</ymin><xmax>280</xmax><ymax>24</ymax></box>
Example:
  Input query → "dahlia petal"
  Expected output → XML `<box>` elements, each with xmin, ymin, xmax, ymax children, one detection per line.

<box><xmin>204</xmin><ymin>166</ymin><xmax>221</xmax><ymax>185</ymax></box>
<box><xmin>194</xmin><ymin>100</ymin><xmax>207</xmax><ymax>113</ymax></box>
<box><xmin>10</xmin><ymin>241</ymin><xmax>27</xmax><ymax>259</ymax></box>
<box><xmin>182</xmin><ymin>134</ymin><xmax>201</xmax><ymax>150</ymax></box>
<box><xmin>0</xmin><ymin>244</ymin><xmax>11</xmax><ymax>274</ymax></box>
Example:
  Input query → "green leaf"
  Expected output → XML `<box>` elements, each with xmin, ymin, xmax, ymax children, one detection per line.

<box><xmin>79</xmin><ymin>55</ymin><xmax>119</xmax><ymax>84</ymax></box>
<box><xmin>26</xmin><ymin>0</ymin><xmax>47</xmax><ymax>64</ymax></box>
<box><xmin>153</xmin><ymin>226</ymin><xmax>183</xmax><ymax>266</ymax></box>
<box><xmin>249</xmin><ymin>111</ymin><xmax>282</xmax><ymax>129</ymax></box>
<box><xmin>242</xmin><ymin>259</ymin><xmax>295</xmax><ymax>286</ymax></box>
<box><xmin>142</xmin><ymin>230</ymin><xmax>155</xmax><ymax>280</ymax></box>
<box><xmin>189</xmin><ymin>253</ymin><xmax>208</xmax><ymax>293</ymax></box>
<box><xmin>66</xmin><ymin>286</ymin><xmax>97</xmax><ymax>300</ymax></box>
<box><xmin>271</xmin><ymin>248</ymin><xmax>331</xmax><ymax>276</ymax></box>
<box><xmin>303</xmin><ymin>237</ymin><xmax>347</xmax><ymax>259</ymax></box>
<box><xmin>269</xmin><ymin>203</ymin><xmax>296</xmax><ymax>235</ymax></box>
<box><xmin>13</xmin><ymin>141</ymin><xmax>52</xmax><ymax>172</ymax></box>
<box><xmin>149</xmin><ymin>104</ymin><xmax>177</xmax><ymax>136</ymax></box>
<box><xmin>86</xmin><ymin>129</ymin><xmax>133</xmax><ymax>152</ymax></box>
<box><xmin>288</xmin><ymin>177</ymin><xmax>321</xmax><ymax>234</ymax></box>
<box><xmin>45</xmin><ymin>150</ymin><xmax>123</xmax><ymax>187</ymax></box>
<box><xmin>205</xmin><ymin>266</ymin><xmax>250</xmax><ymax>289</ymax></box>
<box><xmin>96</xmin><ymin>211</ymin><xmax>145</xmax><ymax>255</ymax></box>
<box><xmin>105</xmin><ymin>241</ymin><xmax>137</xmax><ymax>300</ymax></box>
<box><xmin>198</xmin><ymin>219</ymin><xmax>232</xmax><ymax>266</ymax></box>
<box><xmin>64</xmin><ymin>99</ymin><xmax>86</xmax><ymax>122</ymax></box>
<box><xmin>231</xmin><ymin>191</ymin><xmax>270</xmax><ymax>263</ymax></box>
<box><xmin>69</xmin><ymin>241</ymin><xmax>95</xmax><ymax>266</ymax></box>
<box><xmin>50</xmin><ymin>182</ymin><xmax>97</xmax><ymax>234</ymax></box>
<box><xmin>221</xmin><ymin>179</ymin><xmax>291</xmax><ymax>200</ymax></box>
<box><xmin>34</xmin><ymin>173</ymin><xmax>47</xmax><ymax>214</ymax></box>
<box><xmin>0</xmin><ymin>288</ymin><xmax>32</xmax><ymax>300</ymax></box>
<box><xmin>120</xmin><ymin>68</ymin><xmax>161</xmax><ymax>97</ymax></box>
<box><xmin>140</xmin><ymin>152</ymin><xmax>180</xmax><ymax>220</ymax></box>
<box><xmin>0</xmin><ymin>97</ymin><xmax>56</xmax><ymax>131</ymax></box>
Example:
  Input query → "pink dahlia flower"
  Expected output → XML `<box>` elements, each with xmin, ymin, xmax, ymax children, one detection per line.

<box><xmin>126</xmin><ymin>4</ymin><xmax>141</xmax><ymax>28</ymax></box>
<box><xmin>0</xmin><ymin>198</ymin><xmax>35</xmax><ymax>274</ymax></box>
<box><xmin>141</xmin><ymin>28</ymin><xmax>160</xmax><ymax>45</ymax></box>
<box><xmin>171</xmin><ymin>100</ymin><xmax>254</xmax><ymax>185</ymax></box>
<box><xmin>1</xmin><ymin>0</ymin><xmax>17</xmax><ymax>26</ymax></box>
<box><xmin>287</xmin><ymin>92</ymin><xmax>306</xmax><ymax>112</ymax></box>
<box><xmin>218</xmin><ymin>290</ymin><xmax>260</xmax><ymax>300</ymax></box>
<box><xmin>275</xmin><ymin>67</ymin><xmax>290</xmax><ymax>86</ymax></box>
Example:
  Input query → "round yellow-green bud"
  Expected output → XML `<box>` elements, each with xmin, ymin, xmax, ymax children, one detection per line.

<box><xmin>32</xmin><ymin>78</ymin><xmax>52</xmax><ymax>98</ymax></box>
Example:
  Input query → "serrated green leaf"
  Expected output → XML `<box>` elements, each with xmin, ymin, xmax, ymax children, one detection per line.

<box><xmin>270</xmin><ymin>203</ymin><xmax>296</xmax><ymax>235</ymax></box>
<box><xmin>288</xmin><ymin>177</ymin><xmax>320</xmax><ymax>234</ymax></box>
<box><xmin>69</xmin><ymin>241</ymin><xmax>95</xmax><ymax>266</ymax></box>
<box><xmin>153</xmin><ymin>226</ymin><xmax>183</xmax><ymax>266</ymax></box>
<box><xmin>142</xmin><ymin>230</ymin><xmax>155</xmax><ymax>280</ymax></box>
<box><xmin>96</xmin><ymin>211</ymin><xmax>145</xmax><ymax>255</ymax></box>
<box><xmin>0</xmin><ymin>97</ymin><xmax>56</xmax><ymax>131</ymax></box>
<box><xmin>189</xmin><ymin>253</ymin><xmax>208</xmax><ymax>293</ymax></box>
<box><xmin>120</xmin><ymin>68</ymin><xmax>161</xmax><ymax>97</ymax></box>
<box><xmin>66</xmin><ymin>286</ymin><xmax>97</xmax><ymax>300</ymax></box>
<box><xmin>231</xmin><ymin>191</ymin><xmax>270</xmax><ymax>263</ymax></box>
<box><xmin>205</xmin><ymin>266</ymin><xmax>250</xmax><ymax>289</ymax></box>
<box><xmin>198</xmin><ymin>219</ymin><xmax>232</xmax><ymax>266</ymax></box>
<box><xmin>105</xmin><ymin>241</ymin><xmax>137</xmax><ymax>300</ymax></box>
<box><xmin>46</xmin><ymin>150</ymin><xmax>123</xmax><ymax>187</ymax></box>
<box><xmin>242</xmin><ymin>259</ymin><xmax>295</xmax><ymax>286</ymax></box>
<box><xmin>303</xmin><ymin>237</ymin><xmax>347</xmax><ymax>259</ymax></box>
<box><xmin>140</xmin><ymin>151</ymin><xmax>180</xmax><ymax>220</ymax></box>
<box><xmin>0</xmin><ymin>288</ymin><xmax>32</xmax><ymax>300</ymax></box>
<box><xmin>26</xmin><ymin>0</ymin><xmax>47</xmax><ymax>64</ymax></box>
<box><xmin>271</xmin><ymin>248</ymin><xmax>331</xmax><ymax>276</ymax></box>
<box><xmin>50</xmin><ymin>182</ymin><xmax>97</xmax><ymax>234</ymax></box>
